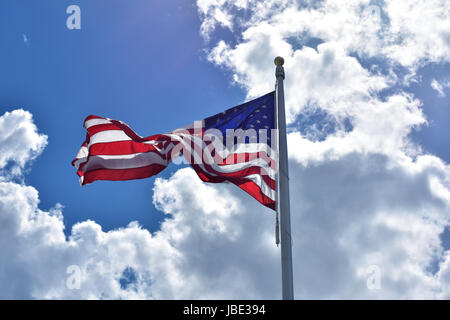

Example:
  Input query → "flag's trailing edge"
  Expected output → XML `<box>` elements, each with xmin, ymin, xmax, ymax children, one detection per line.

<box><xmin>72</xmin><ymin>91</ymin><xmax>277</xmax><ymax>210</ymax></box>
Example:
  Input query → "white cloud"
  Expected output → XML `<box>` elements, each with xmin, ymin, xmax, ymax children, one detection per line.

<box><xmin>0</xmin><ymin>109</ymin><xmax>47</xmax><ymax>177</ymax></box>
<box><xmin>1</xmin><ymin>109</ymin><xmax>450</xmax><ymax>299</ymax></box>
<box><xmin>22</xmin><ymin>34</ymin><xmax>29</xmax><ymax>46</ymax></box>
<box><xmin>197</xmin><ymin>0</ymin><xmax>246</xmax><ymax>40</ymax></box>
<box><xmin>431</xmin><ymin>79</ymin><xmax>448</xmax><ymax>97</ymax></box>
<box><xmin>197</xmin><ymin>0</ymin><xmax>292</xmax><ymax>40</ymax></box>
<box><xmin>208</xmin><ymin>32</ymin><xmax>424</xmax><ymax>161</ymax></box>
<box><xmin>0</xmin><ymin>109</ymin><xmax>279</xmax><ymax>299</ymax></box>
<box><xmin>437</xmin><ymin>252</ymin><xmax>450</xmax><ymax>298</ymax></box>
<box><xmin>209</xmin><ymin>38</ymin><xmax>389</xmax><ymax>121</ymax></box>
<box><xmin>383</xmin><ymin>0</ymin><xmax>450</xmax><ymax>67</ymax></box>
<box><xmin>196</xmin><ymin>0</ymin><xmax>450</xmax><ymax>299</ymax></box>
<box><xmin>200</xmin><ymin>0</ymin><xmax>449</xmax><ymax>162</ymax></box>
<box><xmin>201</xmin><ymin>0</ymin><xmax>450</xmax><ymax>67</ymax></box>
<box><xmin>287</xmin><ymin>152</ymin><xmax>450</xmax><ymax>298</ymax></box>
<box><xmin>287</xmin><ymin>93</ymin><xmax>425</xmax><ymax>165</ymax></box>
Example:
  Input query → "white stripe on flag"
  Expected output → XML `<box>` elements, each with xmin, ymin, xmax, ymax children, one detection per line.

<box><xmin>88</xmin><ymin>130</ymin><xmax>132</xmax><ymax>146</ymax></box>
<box><xmin>84</xmin><ymin>118</ymin><xmax>112</xmax><ymax>129</ymax></box>
<box><xmin>82</xmin><ymin>152</ymin><xmax>167</xmax><ymax>172</ymax></box>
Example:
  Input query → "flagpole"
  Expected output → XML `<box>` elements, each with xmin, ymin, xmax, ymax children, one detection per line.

<box><xmin>274</xmin><ymin>56</ymin><xmax>294</xmax><ymax>300</ymax></box>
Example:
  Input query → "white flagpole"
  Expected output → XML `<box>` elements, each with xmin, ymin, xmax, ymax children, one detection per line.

<box><xmin>274</xmin><ymin>56</ymin><xmax>294</xmax><ymax>300</ymax></box>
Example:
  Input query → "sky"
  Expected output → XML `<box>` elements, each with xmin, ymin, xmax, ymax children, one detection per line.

<box><xmin>0</xmin><ymin>0</ymin><xmax>449</xmax><ymax>299</ymax></box>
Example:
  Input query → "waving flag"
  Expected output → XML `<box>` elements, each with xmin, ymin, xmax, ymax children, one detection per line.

<box><xmin>72</xmin><ymin>91</ymin><xmax>277</xmax><ymax>210</ymax></box>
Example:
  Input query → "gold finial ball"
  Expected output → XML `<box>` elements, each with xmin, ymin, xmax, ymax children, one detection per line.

<box><xmin>274</xmin><ymin>56</ymin><xmax>284</xmax><ymax>66</ymax></box>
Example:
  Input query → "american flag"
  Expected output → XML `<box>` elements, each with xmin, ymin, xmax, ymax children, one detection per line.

<box><xmin>72</xmin><ymin>91</ymin><xmax>277</xmax><ymax>210</ymax></box>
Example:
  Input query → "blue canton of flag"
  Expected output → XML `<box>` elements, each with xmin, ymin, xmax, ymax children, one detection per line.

<box><xmin>204</xmin><ymin>91</ymin><xmax>275</xmax><ymax>147</ymax></box>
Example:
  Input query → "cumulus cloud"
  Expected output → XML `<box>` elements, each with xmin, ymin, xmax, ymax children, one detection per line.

<box><xmin>197</xmin><ymin>0</ymin><xmax>290</xmax><ymax>40</ymax></box>
<box><xmin>431</xmin><ymin>79</ymin><xmax>449</xmax><ymax>97</ymax></box>
<box><xmin>0</xmin><ymin>109</ymin><xmax>279</xmax><ymax>299</ymax></box>
<box><xmin>200</xmin><ymin>0</ymin><xmax>450</xmax><ymax>68</ymax></box>
<box><xmin>197</xmin><ymin>0</ymin><xmax>450</xmax><ymax>299</ymax></box>
<box><xmin>205</xmin><ymin>2</ymin><xmax>428</xmax><ymax>162</ymax></box>
<box><xmin>152</xmin><ymin>154</ymin><xmax>450</xmax><ymax>299</ymax></box>
<box><xmin>1</xmin><ymin>0</ymin><xmax>450</xmax><ymax>300</ymax></box>
<box><xmin>1</xmin><ymin>107</ymin><xmax>450</xmax><ymax>299</ymax></box>
<box><xmin>0</xmin><ymin>109</ymin><xmax>47</xmax><ymax>176</ymax></box>
<box><xmin>431</xmin><ymin>79</ymin><xmax>445</xmax><ymax>97</ymax></box>
<box><xmin>289</xmin><ymin>152</ymin><xmax>450</xmax><ymax>298</ymax></box>
<box><xmin>208</xmin><ymin>39</ymin><xmax>390</xmax><ymax>123</ymax></box>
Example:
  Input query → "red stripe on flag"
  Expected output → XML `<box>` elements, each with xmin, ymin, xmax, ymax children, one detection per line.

<box><xmin>81</xmin><ymin>164</ymin><xmax>167</xmax><ymax>185</ymax></box>
<box><xmin>87</xmin><ymin>141</ymin><xmax>167</xmax><ymax>157</ymax></box>
<box><xmin>192</xmin><ymin>164</ymin><xmax>275</xmax><ymax>210</ymax></box>
<box><xmin>84</xmin><ymin>115</ymin><xmax>105</xmax><ymax>123</ymax></box>
<box><xmin>218</xmin><ymin>151</ymin><xmax>275</xmax><ymax>169</ymax></box>
<box><xmin>201</xmin><ymin>162</ymin><xmax>276</xmax><ymax>190</ymax></box>
<box><xmin>168</xmin><ymin>141</ymin><xmax>275</xmax><ymax>189</ymax></box>
<box><xmin>86</xmin><ymin>123</ymin><xmax>122</xmax><ymax>136</ymax></box>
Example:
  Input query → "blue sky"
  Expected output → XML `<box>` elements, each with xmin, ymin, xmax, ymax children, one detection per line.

<box><xmin>2</xmin><ymin>1</ymin><xmax>448</xmax><ymax>234</ymax></box>
<box><xmin>1</xmin><ymin>0</ymin><xmax>251</xmax><ymax>233</ymax></box>
<box><xmin>1</xmin><ymin>0</ymin><xmax>450</xmax><ymax>299</ymax></box>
